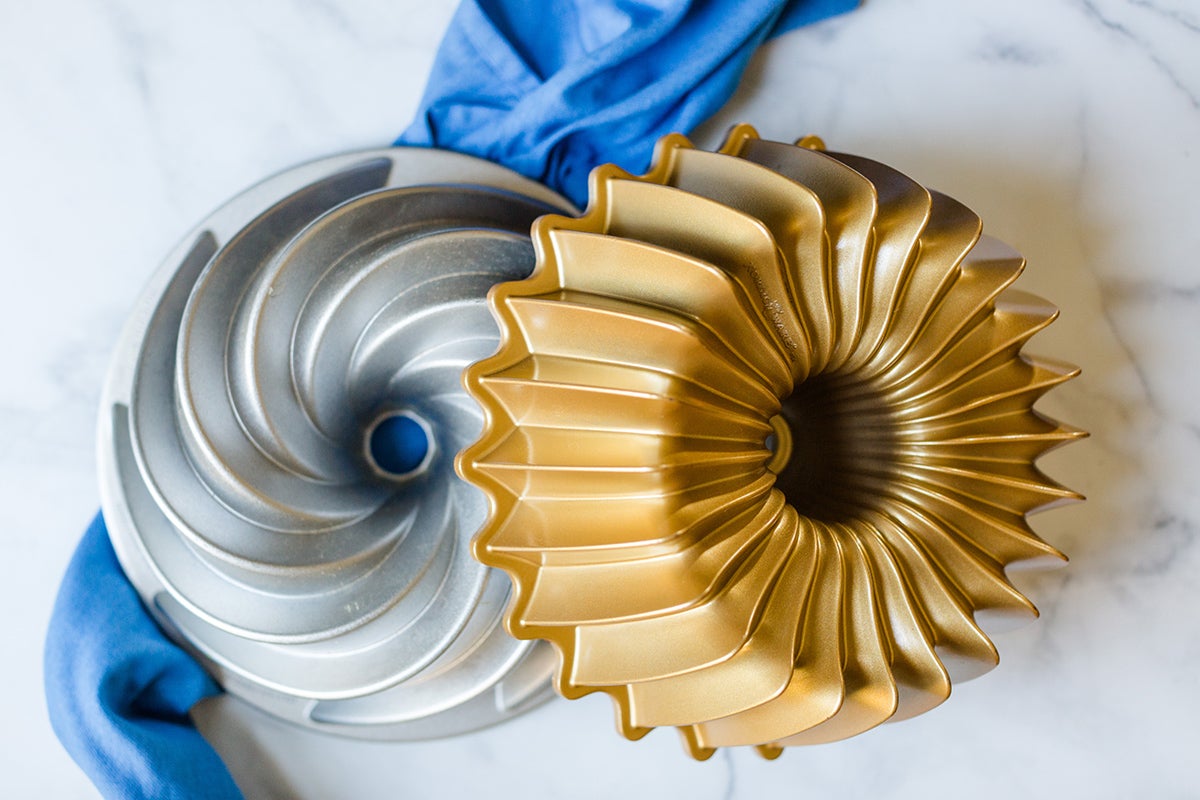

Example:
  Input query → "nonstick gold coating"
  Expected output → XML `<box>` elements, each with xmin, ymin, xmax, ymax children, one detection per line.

<box><xmin>459</xmin><ymin>125</ymin><xmax>1084</xmax><ymax>758</ymax></box>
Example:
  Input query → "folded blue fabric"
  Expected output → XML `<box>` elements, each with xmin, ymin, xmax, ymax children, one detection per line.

<box><xmin>46</xmin><ymin>1</ymin><xmax>858</xmax><ymax>797</ymax></box>
<box><xmin>45</xmin><ymin>515</ymin><xmax>241</xmax><ymax>799</ymax></box>
<box><xmin>399</xmin><ymin>0</ymin><xmax>858</xmax><ymax>205</ymax></box>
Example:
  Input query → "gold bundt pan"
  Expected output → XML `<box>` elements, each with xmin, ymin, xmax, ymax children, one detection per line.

<box><xmin>458</xmin><ymin>124</ymin><xmax>1084</xmax><ymax>759</ymax></box>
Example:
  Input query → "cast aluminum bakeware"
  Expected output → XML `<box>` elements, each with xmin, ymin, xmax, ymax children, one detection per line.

<box><xmin>98</xmin><ymin>147</ymin><xmax>574</xmax><ymax>740</ymax></box>
<box><xmin>460</xmin><ymin>125</ymin><xmax>1085</xmax><ymax>758</ymax></box>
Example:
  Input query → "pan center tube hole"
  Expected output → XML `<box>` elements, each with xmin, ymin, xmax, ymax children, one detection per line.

<box><xmin>366</xmin><ymin>410</ymin><xmax>434</xmax><ymax>480</ymax></box>
<box><xmin>764</xmin><ymin>378</ymin><xmax>897</xmax><ymax>524</ymax></box>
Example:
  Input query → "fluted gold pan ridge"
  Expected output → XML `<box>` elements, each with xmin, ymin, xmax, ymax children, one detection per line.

<box><xmin>458</xmin><ymin>124</ymin><xmax>1084</xmax><ymax>759</ymax></box>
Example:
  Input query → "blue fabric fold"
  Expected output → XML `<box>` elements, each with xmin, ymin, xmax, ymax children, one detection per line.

<box><xmin>399</xmin><ymin>0</ymin><xmax>859</xmax><ymax>205</ymax></box>
<box><xmin>45</xmin><ymin>515</ymin><xmax>242</xmax><ymax>799</ymax></box>
<box><xmin>46</xmin><ymin>1</ymin><xmax>859</xmax><ymax>796</ymax></box>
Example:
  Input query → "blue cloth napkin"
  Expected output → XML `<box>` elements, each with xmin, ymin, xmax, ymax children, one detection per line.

<box><xmin>400</xmin><ymin>0</ymin><xmax>858</xmax><ymax>205</ymax></box>
<box><xmin>45</xmin><ymin>515</ymin><xmax>241</xmax><ymax>799</ymax></box>
<box><xmin>45</xmin><ymin>1</ymin><xmax>858</xmax><ymax>797</ymax></box>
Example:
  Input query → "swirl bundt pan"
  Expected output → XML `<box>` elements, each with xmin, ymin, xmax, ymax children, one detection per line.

<box><xmin>459</xmin><ymin>125</ymin><xmax>1084</xmax><ymax>758</ymax></box>
<box><xmin>98</xmin><ymin>148</ymin><xmax>575</xmax><ymax>739</ymax></box>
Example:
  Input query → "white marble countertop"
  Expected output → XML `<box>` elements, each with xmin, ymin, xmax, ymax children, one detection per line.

<box><xmin>2</xmin><ymin>0</ymin><xmax>1196</xmax><ymax>797</ymax></box>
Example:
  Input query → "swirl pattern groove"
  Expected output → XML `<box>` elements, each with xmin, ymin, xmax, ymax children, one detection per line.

<box><xmin>459</xmin><ymin>125</ymin><xmax>1084</xmax><ymax>758</ymax></box>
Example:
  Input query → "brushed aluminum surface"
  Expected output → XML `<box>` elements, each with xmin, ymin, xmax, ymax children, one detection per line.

<box><xmin>98</xmin><ymin>147</ymin><xmax>573</xmax><ymax>739</ymax></box>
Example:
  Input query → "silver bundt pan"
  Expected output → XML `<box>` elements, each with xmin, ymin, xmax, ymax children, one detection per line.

<box><xmin>97</xmin><ymin>148</ymin><xmax>574</xmax><ymax>740</ymax></box>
